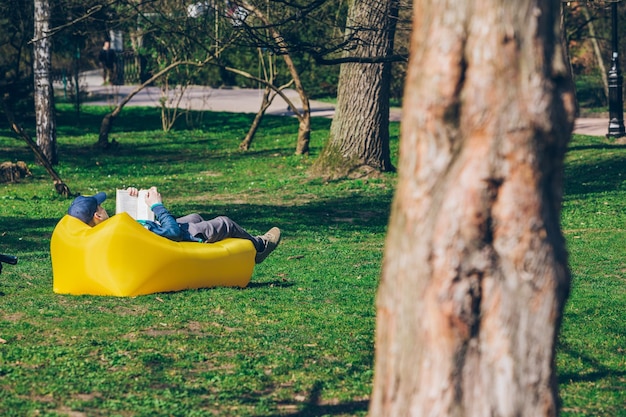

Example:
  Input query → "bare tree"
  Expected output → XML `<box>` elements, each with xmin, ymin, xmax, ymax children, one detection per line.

<box><xmin>580</xmin><ymin>4</ymin><xmax>608</xmax><ymax>99</ymax></box>
<box><xmin>97</xmin><ymin>57</ymin><xmax>214</xmax><ymax>148</ymax></box>
<box><xmin>235</xmin><ymin>49</ymin><xmax>295</xmax><ymax>151</ymax></box>
<box><xmin>313</xmin><ymin>0</ymin><xmax>402</xmax><ymax>178</ymax></box>
<box><xmin>237</xmin><ymin>0</ymin><xmax>312</xmax><ymax>155</ymax></box>
<box><xmin>370</xmin><ymin>0</ymin><xmax>576</xmax><ymax>416</ymax></box>
<box><xmin>33</xmin><ymin>0</ymin><xmax>57</xmax><ymax>164</ymax></box>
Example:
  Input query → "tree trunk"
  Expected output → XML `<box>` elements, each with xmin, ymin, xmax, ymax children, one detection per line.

<box><xmin>240</xmin><ymin>85</ymin><xmax>273</xmax><ymax>151</ymax></box>
<box><xmin>314</xmin><ymin>0</ymin><xmax>398</xmax><ymax>178</ymax></box>
<box><xmin>33</xmin><ymin>0</ymin><xmax>57</xmax><ymax>165</ymax></box>
<box><xmin>581</xmin><ymin>5</ymin><xmax>608</xmax><ymax>100</ymax></box>
<box><xmin>370</xmin><ymin>0</ymin><xmax>576</xmax><ymax>416</ymax></box>
<box><xmin>269</xmin><ymin>23</ymin><xmax>311</xmax><ymax>155</ymax></box>
<box><xmin>285</xmin><ymin>52</ymin><xmax>311</xmax><ymax>156</ymax></box>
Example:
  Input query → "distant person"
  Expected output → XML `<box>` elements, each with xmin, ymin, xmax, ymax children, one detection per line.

<box><xmin>98</xmin><ymin>41</ymin><xmax>117</xmax><ymax>85</ymax></box>
<box><xmin>67</xmin><ymin>187</ymin><xmax>281</xmax><ymax>264</ymax></box>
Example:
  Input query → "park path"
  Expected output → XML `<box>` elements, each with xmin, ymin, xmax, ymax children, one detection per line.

<box><xmin>69</xmin><ymin>70</ymin><xmax>609</xmax><ymax>137</ymax></box>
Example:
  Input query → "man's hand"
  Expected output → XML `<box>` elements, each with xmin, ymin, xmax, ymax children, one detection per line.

<box><xmin>144</xmin><ymin>186</ymin><xmax>163</xmax><ymax>207</ymax></box>
<box><xmin>127</xmin><ymin>186</ymin><xmax>163</xmax><ymax>207</ymax></box>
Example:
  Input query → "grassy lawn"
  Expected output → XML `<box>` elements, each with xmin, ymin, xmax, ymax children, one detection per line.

<box><xmin>0</xmin><ymin>105</ymin><xmax>624</xmax><ymax>416</ymax></box>
<box><xmin>559</xmin><ymin>137</ymin><xmax>626</xmax><ymax>417</ymax></box>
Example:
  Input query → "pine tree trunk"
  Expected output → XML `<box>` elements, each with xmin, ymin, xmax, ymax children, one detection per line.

<box><xmin>370</xmin><ymin>1</ymin><xmax>576</xmax><ymax>416</ymax></box>
<box><xmin>33</xmin><ymin>0</ymin><xmax>57</xmax><ymax>165</ymax></box>
<box><xmin>315</xmin><ymin>0</ymin><xmax>398</xmax><ymax>178</ymax></box>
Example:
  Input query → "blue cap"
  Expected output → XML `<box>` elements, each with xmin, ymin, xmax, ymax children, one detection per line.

<box><xmin>68</xmin><ymin>192</ymin><xmax>107</xmax><ymax>224</ymax></box>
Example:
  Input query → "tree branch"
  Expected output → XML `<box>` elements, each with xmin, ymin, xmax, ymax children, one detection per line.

<box><xmin>218</xmin><ymin>64</ymin><xmax>300</xmax><ymax>120</ymax></box>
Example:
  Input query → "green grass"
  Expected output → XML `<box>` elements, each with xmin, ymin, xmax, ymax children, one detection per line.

<box><xmin>559</xmin><ymin>137</ymin><xmax>626</xmax><ymax>417</ymax></box>
<box><xmin>0</xmin><ymin>105</ymin><xmax>624</xmax><ymax>416</ymax></box>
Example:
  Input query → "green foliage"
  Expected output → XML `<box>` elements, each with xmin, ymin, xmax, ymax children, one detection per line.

<box><xmin>0</xmin><ymin>0</ymin><xmax>33</xmax><ymax>79</ymax></box>
<box><xmin>574</xmin><ymin>73</ymin><xmax>607</xmax><ymax>110</ymax></box>
<box><xmin>0</xmin><ymin>0</ymin><xmax>34</xmax><ymax>116</ymax></box>
<box><xmin>0</xmin><ymin>108</ymin><xmax>624</xmax><ymax>416</ymax></box>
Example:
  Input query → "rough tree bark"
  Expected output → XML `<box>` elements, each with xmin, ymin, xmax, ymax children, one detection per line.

<box><xmin>314</xmin><ymin>0</ymin><xmax>398</xmax><ymax>178</ymax></box>
<box><xmin>370</xmin><ymin>0</ymin><xmax>576</xmax><ymax>416</ymax></box>
<box><xmin>33</xmin><ymin>0</ymin><xmax>57</xmax><ymax>165</ymax></box>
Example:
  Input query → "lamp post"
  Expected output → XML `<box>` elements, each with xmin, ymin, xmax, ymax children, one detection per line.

<box><xmin>607</xmin><ymin>0</ymin><xmax>626</xmax><ymax>138</ymax></box>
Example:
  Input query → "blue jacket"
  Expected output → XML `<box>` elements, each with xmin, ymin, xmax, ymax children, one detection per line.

<box><xmin>138</xmin><ymin>204</ymin><xmax>202</xmax><ymax>242</ymax></box>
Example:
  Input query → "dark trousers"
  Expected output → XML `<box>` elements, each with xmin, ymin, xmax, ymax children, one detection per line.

<box><xmin>176</xmin><ymin>214</ymin><xmax>263</xmax><ymax>251</ymax></box>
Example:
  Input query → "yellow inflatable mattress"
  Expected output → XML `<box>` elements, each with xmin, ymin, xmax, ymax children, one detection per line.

<box><xmin>51</xmin><ymin>213</ymin><xmax>255</xmax><ymax>297</ymax></box>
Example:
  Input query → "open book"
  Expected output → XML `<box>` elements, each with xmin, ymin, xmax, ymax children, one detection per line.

<box><xmin>115</xmin><ymin>189</ymin><xmax>155</xmax><ymax>221</ymax></box>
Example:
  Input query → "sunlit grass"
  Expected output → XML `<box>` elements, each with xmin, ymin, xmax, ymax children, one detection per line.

<box><xmin>0</xmin><ymin>106</ymin><xmax>624</xmax><ymax>416</ymax></box>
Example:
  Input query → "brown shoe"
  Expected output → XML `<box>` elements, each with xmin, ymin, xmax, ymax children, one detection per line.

<box><xmin>255</xmin><ymin>227</ymin><xmax>281</xmax><ymax>264</ymax></box>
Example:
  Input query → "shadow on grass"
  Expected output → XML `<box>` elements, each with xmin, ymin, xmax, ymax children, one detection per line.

<box><xmin>217</xmin><ymin>195</ymin><xmax>391</xmax><ymax>236</ymax></box>
<box><xmin>267</xmin><ymin>400</ymin><xmax>369</xmax><ymax>417</ymax></box>
<box><xmin>56</xmin><ymin>107</ymin><xmax>256</xmax><ymax>135</ymax></box>
<box><xmin>567</xmin><ymin>142</ymin><xmax>626</xmax><ymax>152</ymax></box>
<box><xmin>0</xmin><ymin>216</ymin><xmax>57</xmax><ymax>256</ymax></box>
<box><xmin>257</xmin><ymin>381</ymin><xmax>369</xmax><ymax>417</ymax></box>
<box><xmin>53</xmin><ymin>141</ymin><xmax>301</xmax><ymax>176</ymax></box>
<box><xmin>54</xmin><ymin>106</ymin><xmax>332</xmax><ymax>138</ymax></box>
<box><xmin>564</xmin><ymin>156</ymin><xmax>626</xmax><ymax>197</ymax></box>
<box><xmin>558</xmin><ymin>340</ymin><xmax>626</xmax><ymax>385</ymax></box>
<box><xmin>248</xmin><ymin>280</ymin><xmax>295</xmax><ymax>289</ymax></box>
